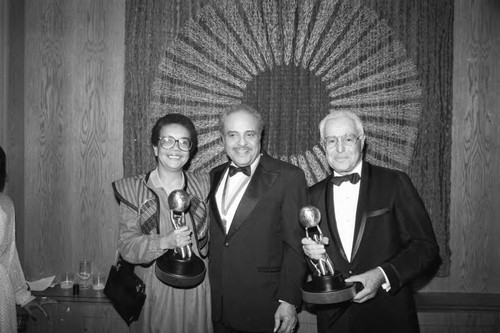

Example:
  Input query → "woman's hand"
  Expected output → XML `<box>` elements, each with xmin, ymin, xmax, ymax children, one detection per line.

<box><xmin>301</xmin><ymin>237</ymin><xmax>329</xmax><ymax>260</ymax></box>
<box><xmin>162</xmin><ymin>226</ymin><xmax>192</xmax><ymax>249</ymax></box>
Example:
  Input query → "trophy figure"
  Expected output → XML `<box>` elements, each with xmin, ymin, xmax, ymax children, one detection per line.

<box><xmin>299</xmin><ymin>206</ymin><xmax>356</xmax><ymax>304</ymax></box>
<box><xmin>155</xmin><ymin>190</ymin><xmax>206</xmax><ymax>288</ymax></box>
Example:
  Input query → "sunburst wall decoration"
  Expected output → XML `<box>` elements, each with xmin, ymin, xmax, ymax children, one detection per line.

<box><xmin>148</xmin><ymin>0</ymin><xmax>421</xmax><ymax>186</ymax></box>
<box><xmin>124</xmin><ymin>0</ymin><xmax>453</xmax><ymax>275</ymax></box>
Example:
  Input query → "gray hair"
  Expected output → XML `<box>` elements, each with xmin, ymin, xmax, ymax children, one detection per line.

<box><xmin>318</xmin><ymin>111</ymin><xmax>364</xmax><ymax>139</ymax></box>
<box><xmin>218</xmin><ymin>104</ymin><xmax>264</xmax><ymax>135</ymax></box>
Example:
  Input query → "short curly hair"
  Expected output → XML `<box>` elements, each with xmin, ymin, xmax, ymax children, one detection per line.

<box><xmin>150</xmin><ymin>113</ymin><xmax>198</xmax><ymax>157</ymax></box>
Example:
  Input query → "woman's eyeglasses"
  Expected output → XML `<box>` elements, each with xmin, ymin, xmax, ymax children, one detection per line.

<box><xmin>159</xmin><ymin>136</ymin><xmax>192</xmax><ymax>151</ymax></box>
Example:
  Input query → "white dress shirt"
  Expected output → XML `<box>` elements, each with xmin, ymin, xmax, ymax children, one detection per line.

<box><xmin>215</xmin><ymin>155</ymin><xmax>261</xmax><ymax>234</ymax></box>
<box><xmin>332</xmin><ymin>162</ymin><xmax>391</xmax><ymax>291</ymax></box>
<box><xmin>333</xmin><ymin>162</ymin><xmax>362</xmax><ymax>262</ymax></box>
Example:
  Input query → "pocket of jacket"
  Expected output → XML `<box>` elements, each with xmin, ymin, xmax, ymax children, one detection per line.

<box><xmin>366</xmin><ymin>207</ymin><xmax>390</xmax><ymax>218</ymax></box>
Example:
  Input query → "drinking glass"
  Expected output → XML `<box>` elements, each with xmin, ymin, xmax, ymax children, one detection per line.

<box><xmin>92</xmin><ymin>272</ymin><xmax>106</xmax><ymax>290</ymax></box>
<box><xmin>78</xmin><ymin>259</ymin><xmax>92</xmax><ymax>290</ymax></box>
<box><xmin>60</xmin><ymin>272</ymin><xmax>75</xmax><ymax>289</ymax></box>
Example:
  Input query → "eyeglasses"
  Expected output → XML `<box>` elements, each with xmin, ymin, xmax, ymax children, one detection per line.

<box><xmin>159</xmin><ymin>136</ymin><xmax>193</xmax><ymax>152</ymax></box>
<box><xmin>322</xmin><ymin>134</ymin><xmax>362</xmax><ymax>149</ymax></box>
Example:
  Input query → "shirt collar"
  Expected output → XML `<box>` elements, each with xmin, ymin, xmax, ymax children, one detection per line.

<box><xmin>333</xmin><ymin>160</ymin><xmax>362</xmax><ymax>177</ymax></box>
<box><xmin>229</xmin><ymin>154</ymin><xmax>261</xmax><ymax>177</ymax></box>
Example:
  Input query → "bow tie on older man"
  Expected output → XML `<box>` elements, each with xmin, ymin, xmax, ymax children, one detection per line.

<box><xmin>331</xmin><ymin>173</ymin><xmax>361</xmax><ymax>186</ymax></box>
<box><xmin>228</xmin><ymin>165</ymin><xmax>251</xmax><ymax>177</ymax></box>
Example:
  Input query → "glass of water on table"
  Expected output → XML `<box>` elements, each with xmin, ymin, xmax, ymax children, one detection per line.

<box><xmin>78</xmin><ymin>259</ymin><xmax>92</xmax><ymax>290</ymax></box>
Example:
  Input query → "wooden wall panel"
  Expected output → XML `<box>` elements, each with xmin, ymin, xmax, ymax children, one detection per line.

<box><xmin>421</xmin><ymin>0</ymin><xmax>500</xmax><ymax>293</ymax></box>
<box><xmin>2</xmin><ymin>0</ymin><xmax>26</xmax><ymax>260</ymax></box>
<box><xmin>0</xmin><ymin>0</ymin><xmax>7</xmax><ymax>146</ymax></box>
<box><xmin>418</xmin><ymin>312</ymin><xmax>500</xmax><ymax>333</ymax></box>
<box><xmin>25</xmin><ymin>0</ymin><xmax>68</xmax><ymax>279</ymax></box>
<box><xmin>23</xmin><ymin>0</ymin><xmax>124</xmax><ymax>279</ymax></box>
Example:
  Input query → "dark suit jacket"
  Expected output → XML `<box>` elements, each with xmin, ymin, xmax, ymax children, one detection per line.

<box><xmin>310</xmin><ymin>162</ymin><xmax>439</xmax><ymax>333</ymax></box>
<box><xmin>209</xmin><ymin>153</ymin><xmax>308</xmax><ymax>331</ymax></box>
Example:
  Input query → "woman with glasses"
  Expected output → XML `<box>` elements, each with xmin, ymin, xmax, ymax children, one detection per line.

<box><xmin>112</xmin><ymin>114</ymin><xmax>212</xmax><ymax>333</ymax></box>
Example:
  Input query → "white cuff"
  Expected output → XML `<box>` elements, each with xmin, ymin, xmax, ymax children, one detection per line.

<box><xmin>377</xmin><ymin>266</ymin><xmax>391</xmax><ymax>292</ymax></box>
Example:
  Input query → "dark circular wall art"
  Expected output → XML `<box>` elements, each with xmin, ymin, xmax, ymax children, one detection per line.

<box><xmin>149</xmin><ymin>0</ymin><xmax>422</xmax><ymax>185</ymax></box>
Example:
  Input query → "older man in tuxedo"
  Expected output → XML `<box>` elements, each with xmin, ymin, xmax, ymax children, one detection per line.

<box><xmin>209</xmin><ymin>104</ymin><xmax>308</xmax><ymax>333</ymax></box>
<box><xmin>302</xmin><ymin>111</ymin><xmax>440</xmax><ymax>332</ymax></box>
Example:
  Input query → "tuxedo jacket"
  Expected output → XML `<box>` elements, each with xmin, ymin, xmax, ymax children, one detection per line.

<box><xmin>310</xmin><ymin>162</ymin><xmax>439</xmax><ymax>333</ymax></box>
<box><xmin>209</xmin><ymin>153</ymin><xmax>308</xmax><ymax>331</ymax></box>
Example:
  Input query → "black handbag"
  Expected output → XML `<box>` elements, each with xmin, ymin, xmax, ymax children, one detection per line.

<box><xmin>104</xmin><ymin>255</ymin><xmax>146</xmax><ymax>325</ymax></box>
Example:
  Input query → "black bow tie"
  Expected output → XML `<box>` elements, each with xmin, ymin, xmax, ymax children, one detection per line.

<box><xmin>331</xmin><ymin>173</ymin><xmax>361</xmax><ymax>186</ymax></box>
<box><xmin>228</xmin><ymin>165</ymin><xmax>251</xmax><ymax>177</ymax></box>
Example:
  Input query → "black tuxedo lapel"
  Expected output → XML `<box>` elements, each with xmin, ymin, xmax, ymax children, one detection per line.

<box><xmin>351</xmin><ymin>162</ymin><xmax>369</xmax><ymax>261</ymax></box>
<box><xmin>324</xmin><ymin>178</ymin><xmax>350</xmax><ymax>262</ymax></box>
<box><xmin>210</xmin><ymin>164</ymin><xmax>228</xmax><ymax>234</ymax></box>
<box><xmin>227</xmin><ymin>160</ymin><xmax>278</xmax><ymax>239</ymax></box>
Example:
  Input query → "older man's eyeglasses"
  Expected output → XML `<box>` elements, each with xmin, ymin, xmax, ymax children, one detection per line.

<box><xmin>322</xmin><ymin>134</ymin><xmax>362</xmax><ymax>149</ymax></box>
<box><xmin>159</xmin><ymin>136</ymin><xmax>192</xmax><ymax>151</ymax></box>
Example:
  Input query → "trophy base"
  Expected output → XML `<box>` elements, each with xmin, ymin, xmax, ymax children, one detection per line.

<box><xmin>302</xmin><ymin>273</ymin><xmax>356</xmax><ymax>304</ymax></box>
<box><xmin>155</xmin><ymin>250</ymin><xmax>206</xmax><ymax>288</ymax></box>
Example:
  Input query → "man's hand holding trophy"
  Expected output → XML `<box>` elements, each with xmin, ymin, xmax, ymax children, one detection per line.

<box><xmin>299</xmin><ymin>206</ymin><xmax>356</xmax><ymax>304</ymax></box>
